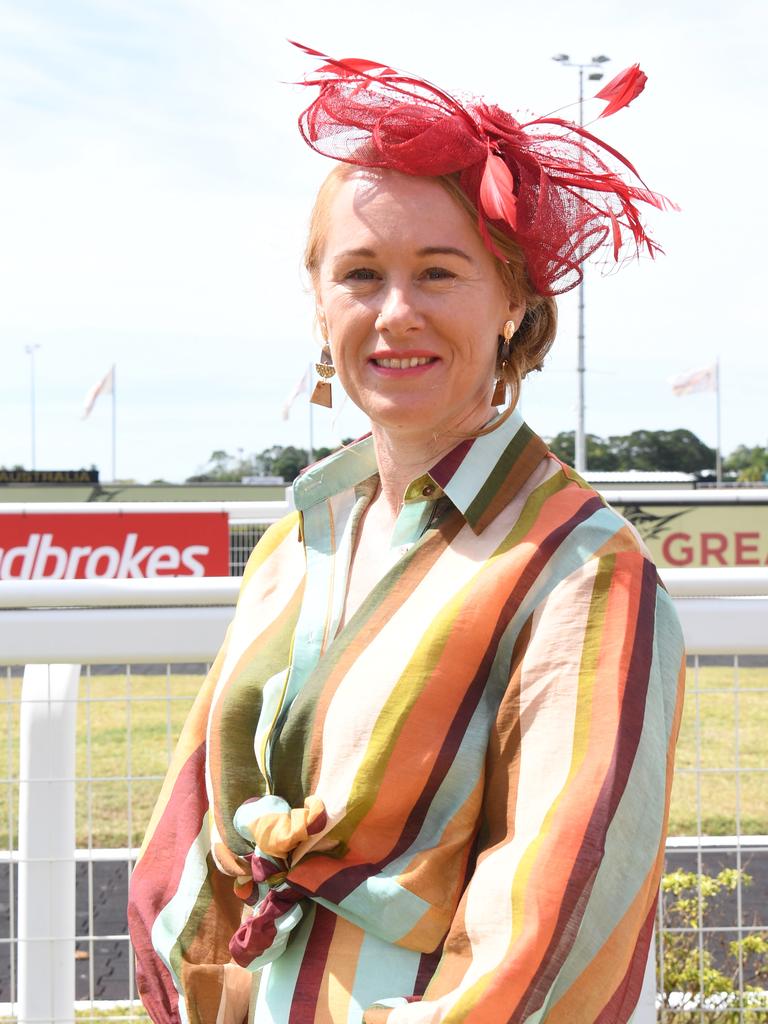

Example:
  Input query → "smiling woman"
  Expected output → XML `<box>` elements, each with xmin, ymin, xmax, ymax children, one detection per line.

<box><xmin>128</xmin><ymin>44</ymin><xmax>685</xmax><ymax>1024</ymax></box>
<box><xmin>314</xmin><ymin>171</ymin><xmax>519</xmax><ymax>443</ymax></box>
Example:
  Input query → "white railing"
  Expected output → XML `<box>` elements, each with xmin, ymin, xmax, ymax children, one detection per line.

<box><xmin>0</xmin><ymin>500</ymin><xmax>291</xmax><ymax>517</ymax></box>
<box><xmin>1</xmin><ymin>569</ymin><xmax>767</xmax><ymax>1023</ymax></box>
<box><xmin>2</xmin><ymin>568</ymin><xmax>767</xmax><ymax>664</ymax></box>
<box><xmin>0</xmin><ymin>577</ymin><xmax>237</xmax><ymax>663</ymax></box>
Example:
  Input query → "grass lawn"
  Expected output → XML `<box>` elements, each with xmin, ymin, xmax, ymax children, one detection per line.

<box><xmin>669</xmin><ymin>662</ymin><xmax>768</xmax><ymax>835</ymax></box>
<box><xmin>1</xmin><ymin>669</ymin><xmax>203</xmax><ymax>849</ymax></box>
<box><xmin>1</xmin><ymin>662</ymin><xmax>766</xmax><ymax>847</ymax></box>
<box><xmin>1</xmin><ymin>1009</ymin><xmax>149</xmax><ymax>1023</ymax></box>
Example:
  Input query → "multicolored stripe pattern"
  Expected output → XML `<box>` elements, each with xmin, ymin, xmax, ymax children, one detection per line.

<box><xmin>128</xmin><ymin>409</ymin><xmax>685</xmax><ymax>1024</ymax></box>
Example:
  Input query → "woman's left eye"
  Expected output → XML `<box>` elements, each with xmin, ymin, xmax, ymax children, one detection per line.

<box><xmin>423</xmin><ymin>267</ymin><xmax>455</xmax><ymax>281</ymax></box>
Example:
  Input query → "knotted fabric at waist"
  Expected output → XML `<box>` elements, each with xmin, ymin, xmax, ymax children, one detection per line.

<box><xmin>228</xmin><ymin>794</ymin><xmax>329</xmax><ymax>970</ymax></box>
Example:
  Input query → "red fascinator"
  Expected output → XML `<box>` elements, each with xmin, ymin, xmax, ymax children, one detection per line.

<box><xmin>292</xmin><ymin>42</ymin><xmax>675</xmax><ymax>296</ymax></box>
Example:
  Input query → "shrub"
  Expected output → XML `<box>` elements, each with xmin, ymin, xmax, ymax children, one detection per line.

<box><xmin>658</xmin><ymin>868</ymin><xmax>768</xmax><ymax>1021</ymax></box>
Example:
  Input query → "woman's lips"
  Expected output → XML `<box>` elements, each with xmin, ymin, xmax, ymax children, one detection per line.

<box><xmin>368</xmin><ymin>353</ymin><xmax>440</xmax><ymax>375</ymax></box>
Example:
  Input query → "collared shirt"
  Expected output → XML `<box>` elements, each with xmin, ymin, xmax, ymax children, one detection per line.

<box><xmin>129</xmin><ymin>409</ymin><xmax>685</xmax><ymax>1024</ymax></box>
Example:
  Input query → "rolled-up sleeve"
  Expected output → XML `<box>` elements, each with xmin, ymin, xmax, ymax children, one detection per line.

<box><xmin>365</xmin><ymin>549</ymin><xmax>685</xmax><ymax>1023</ymax></box>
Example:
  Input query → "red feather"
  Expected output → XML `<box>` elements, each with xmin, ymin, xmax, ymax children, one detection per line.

<box><xmin>595</xmin><ymin>64</ymin><xmax>648</xmax><ymax>118</ymax></box>
<box><xmin>479</xmin><ymin>152</ymin><xmax>518</xmax><ymax>229</ymax></box>
<box><xmin>316</xmin><ymin>58</ymin><xmax>397</xmax><ymax>77</ymax></box>
<box><xmin>608</xmin><ymin>209</ymin><xmax>622</xmax><ymax>260</ymax></box>
<box><xmin>476</xmin><ymin>213</ymin><xmax>509</xmax><ymax>262</ymax></box>
<box><xmin>290</xmin><ymin>40</ymin><xmax>474</xmax><ymax>122</ymax></box>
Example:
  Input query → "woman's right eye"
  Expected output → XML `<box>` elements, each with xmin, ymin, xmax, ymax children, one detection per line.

<box><xmin>344</xmin><ymin>268</ymin><xmax>378</xmax><ymax>281</ymax></box>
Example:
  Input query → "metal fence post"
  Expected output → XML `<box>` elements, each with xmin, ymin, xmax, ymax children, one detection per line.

<box><xmin>18</xmin><ymin>664</ymin><xmax>80</xmax><ymax>1024</ymax></box>
<box><xmin>634</xmin><ymin>932</ymin><xmax>658</xmax><ymax>1023</ymax></box>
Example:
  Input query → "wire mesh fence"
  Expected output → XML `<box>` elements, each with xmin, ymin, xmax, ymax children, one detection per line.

<box><xmin>657</xmin><ymin>655</ymin><xmax>768</xmax><ymax>1022</ymax></box>
<box><xmin>228</xmin><ymin>522</ymin><xmax>271</xmax><ymax>577</ymax></box>
<box><xmin>1</xmin><ymin>663</ymin><xmax>204</xmax><ymax>1023</ymax></box>
<box><xmin>0</xmin><ymin>654</ymin><xmax>766</xmax><ymax>1019</ymax></box>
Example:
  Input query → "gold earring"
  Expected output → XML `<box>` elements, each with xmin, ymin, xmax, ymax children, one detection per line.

<box><xmin>310</xmin><ymin>344</ymin><xmax>336</xmax><ymax>408</ymax></box>
<box><xmin>492</xmin><ymin>320</ymin><xmax>515</xmax><ymax>406</ymax></box>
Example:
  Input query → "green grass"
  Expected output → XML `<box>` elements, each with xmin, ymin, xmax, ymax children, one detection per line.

<box><xmin>2</xmin><ymin>1008</ymin><xmax>149</xmax><ymax>1023</ymax></box>
<box><xmin>669</xmin><ymin>663</ymin><xmax>768</xmax><ymax>835</ymax></box>
<box><xmin>0</xmin><ymin>670</ymin><xmax>202</xmax><ymax>848</ymax></box>
<box><xmin>0</xmin><ymin>663</ymin><xmax>766</xmax><ymax>847</ymax></box>
<box><xmin>76</xmin><ymin>1009</ymin><xmax>148</xmax><ymax>1022</ymax></box>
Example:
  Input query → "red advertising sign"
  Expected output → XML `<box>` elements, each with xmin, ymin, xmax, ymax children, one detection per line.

<box><xmin>0</xmin><ymin>513</ymin><xmax>230</xmax><ymax>579</ymax></box>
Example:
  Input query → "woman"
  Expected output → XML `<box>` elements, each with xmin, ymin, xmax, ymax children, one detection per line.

<box><xmin>129</xmin><ymin>46</ymin><xmax>685</xmax><ymax>1024</ymax></box>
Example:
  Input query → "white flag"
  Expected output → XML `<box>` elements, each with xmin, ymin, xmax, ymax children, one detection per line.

<box><xmin>282</xmin><ymin>367</ymin><xmax>311</xmax><ymax>420</ymax></box>
<box><xmin>671</xmin><ymin>364</ymin><xmax>716</xmax><ymax>397</ymax></box>
<box><xmin>82</xmin><ymin>365</ymin><xmax>115</xmax><ymax>419</ymax></box>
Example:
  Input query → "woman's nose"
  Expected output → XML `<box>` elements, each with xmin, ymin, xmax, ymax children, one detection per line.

<box><xmin>375</xmin><ymin>284</ymin><xmax>424</xmax><ymax>334</ymax></box>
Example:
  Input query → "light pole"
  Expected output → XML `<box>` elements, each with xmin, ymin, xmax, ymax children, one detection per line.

<box><xmin>24</xmin><ymin>344</ymin><xmax>41</xmax><ymax>469</ymax></box>
<box><xmin>552</xmin><ymin>53</ymin><xmax>610</xmax><ymax>474</ymax></box>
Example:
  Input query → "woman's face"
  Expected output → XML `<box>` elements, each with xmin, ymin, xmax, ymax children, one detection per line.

<box><xmin>314</xmin><ymin>171</ymin><xmax>523</xmax><ymax>441</ymax></box>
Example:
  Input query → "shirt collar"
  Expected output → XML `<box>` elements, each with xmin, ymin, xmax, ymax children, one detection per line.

<box><xmin>292</xmin><ymin>408</ymin><xmax>549</xmax><ymax>535</ymax></box>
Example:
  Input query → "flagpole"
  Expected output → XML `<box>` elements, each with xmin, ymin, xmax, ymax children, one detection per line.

<box><xmin>308</xmin><ymin>362</ymin><xmax>314</xmax><ymax>464</ymax></box>
<box><xmin>552</xmin><ymin>52</ymin><xmax>611</xmax><ymax>473</ymax></box>
<box><xmin>111</xmin><ymin>364</ymin><xmax>117</xmax><ymax>482</ymax></box>
<box><xmin>715</xmin><ymin>357</ymin><xmax>722</xmax><ymax>486</ymax></box>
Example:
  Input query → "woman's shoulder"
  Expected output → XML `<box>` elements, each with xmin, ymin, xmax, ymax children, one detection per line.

<box><xmin>523</xmin><ymin>455</ymin><xmax>682</xmax><ymax>643</ymax></box>
<box><xmin>239</xmin><ymin>510</ymin><xmax>302</xmax><ymax>593</ymax></box>
<box><xmin>530</xmin><ymin>451</ymin><xmax>656</xmax><ymax>565</ymax></box>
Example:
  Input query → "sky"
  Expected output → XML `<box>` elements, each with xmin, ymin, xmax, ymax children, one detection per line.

<box><xmin>0</xmin><ymin>0</ymin><xmax>766</xmax><ymax>483</ymax></box>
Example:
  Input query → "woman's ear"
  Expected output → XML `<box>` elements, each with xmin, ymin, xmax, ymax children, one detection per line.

<box><xmin>316</xmin><ymin>307</ymin><xmax>328</xmax><ymax>341</ymax></box>
<box><xmin>509</xmin><ymin>297</ymin><xmax>526</xmax><ymax>329</ymax></box>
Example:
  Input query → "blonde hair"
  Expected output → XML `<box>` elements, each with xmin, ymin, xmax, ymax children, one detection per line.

<box><xmin>304</xmin><ymin>164</ymin><xmax>558</xmax><ymax>421</ymax></box>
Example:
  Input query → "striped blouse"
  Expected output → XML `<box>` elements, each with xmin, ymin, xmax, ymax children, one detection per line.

<box><xmin>128</xmin><ymin>408</ymin><xmax>685</xmax><ymax>1024</ymax></box>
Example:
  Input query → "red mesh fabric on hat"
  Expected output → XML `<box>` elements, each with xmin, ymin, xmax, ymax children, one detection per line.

<box><xmin>293</xmin><ymin>44</ymin><xmax>674</xmax><ymax>296</ymax></box>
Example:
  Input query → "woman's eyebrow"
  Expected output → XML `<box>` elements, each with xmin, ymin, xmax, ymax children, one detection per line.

<box><xmin>335</xmin><ymin>247</ymin><xmax>376</xmax><ymax>259</ymax></box>
<box><xmin>417</xmin><ymin>246</ymin><xmax>473</xmax><ymax>261</ymax></box>
<box><xmin>334</xmin><ymin>246</ymin><xmax>473</xmax><ymax>261</ymax></box>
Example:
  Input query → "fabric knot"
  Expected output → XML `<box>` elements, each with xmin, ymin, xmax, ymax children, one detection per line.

<box><xmin>233</xmin><ymin>793</ymin><xmax>327</xmax><ymax>859</ymax></box>
<box><xmin>233</xmin><ymin>854</ymin><xmax>287</xmax><ymax>906</ymax></box>
<box><xmin>228</xmin><ymin>793</ymin><xmax>329</xmax><ymax>969</ymax></box>
<box><xmin>228</xmin><ymin>881</ymin><xmax>305</xmax><ymax>970</ymax></box>
<box><xmin>265</xmin><ymin>870</ymin><xmax>288</xmax><ymax>888</ymax></box>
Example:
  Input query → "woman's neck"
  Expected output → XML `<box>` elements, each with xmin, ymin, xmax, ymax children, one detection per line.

<box><xmin>371</xmin><ymin>434</ymin><xmax>444</xmax><ymax>519</ymax></box>
<box><xmin>370</xmin><ymin>406</ymin><xmax>495</xmax><ymax>520</ymax></box>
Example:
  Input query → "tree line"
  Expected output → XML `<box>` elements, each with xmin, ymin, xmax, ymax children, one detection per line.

<box><xmin>548</xmin><ymin>430</ymin><xmax>767</xmax><ymax>481</ymax></box>
<box><xmin>186</xmin><ymin>445</ymin><xmax>352</xmax><ymax>485</ymax></box>
<box><xmin>187</xmin><ymin>430</ymin><xmax>768</xmax><ymax>485</ymax></box>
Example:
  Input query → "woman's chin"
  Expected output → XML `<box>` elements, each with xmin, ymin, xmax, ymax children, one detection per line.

<box><xmin>360</xmin><ymin>396</ymin><xmax>442</xmax><ymax>431</ymax></box>
<box><xmin>361</xmin><ymin>395</ymin><xmax>493</xmax><ymax>441</ymax></box>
